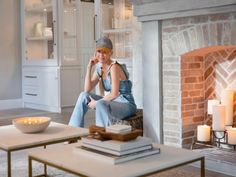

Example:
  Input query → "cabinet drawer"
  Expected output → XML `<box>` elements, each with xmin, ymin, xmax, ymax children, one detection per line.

<box><xmin>23</xmin><ymin>86</ymin><xmax>40</xmax><ymax>103</ymax></box>
<box><xmin>23</xmin><ymin>72</ymin><xmax>40</xmax><ymax>86</ymax></box>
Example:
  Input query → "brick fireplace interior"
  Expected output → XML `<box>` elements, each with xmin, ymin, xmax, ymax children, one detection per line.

<box><xmin>162</xmin><ymin>13</ymin><xmax>236</xmax><ymax>148</ymax></box>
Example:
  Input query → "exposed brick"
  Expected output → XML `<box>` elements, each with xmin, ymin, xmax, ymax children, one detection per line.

<box><xmin>190</xmin><ymin>15</ymin><xmax>208</xmax><ymax>24</ymax></box>
<box><xmin>184</xmin><ymin>104</ymin><xmax>197</xmax><ymax>111</ymax></box>
<box><xmin>189</xmin><ymin>63</ymin><xmax>201</xmax><ymax>69</ymax></box>
<box><xmin>228</xmin><ymin>70</ymin><xmax>236</xmax><ymax>83</ymax></box>
<box><xmin>182</xmin><ymin>130</ymin><xmax>195</xmax><ymax>138</ymax></box>
<box><xmin>163</xmin><ymin>70</ymin><xmax>179</xmax><ymax>76</ymax></box>
<box><xmin>164</xmin><ymin>130</ymin><xmax>180</xmax><ymax>137</ymax></box>
<box><xmin>215</xmin><ymin>71</ymin><xmax>227</xmax><ymax>88</ymax></box>
<box><xmin>163</xmin><ymin>27</ymin><xmax>178</xmax><ymax>33</ymax></box>
<box><xmin>185</xmin><ymin>77</ymin><xmax>197</xmax><ymax>83</ymax></box>
<box><xmin>182</xmin><ymin>111</ymin><xmax>194</xmax><ymax>118</ymax></box>
<box><xmin>198</xmin><ymin>76</ymin><xmax>204</xmax><ymax>82</ymax></box>
<box><xmin>210</xmin><ymin>13</ymin><xmax>231</xmax><ymax>21</ymax></box>
<box><xmin>172</xmin><ymin>17</ymin><xmax>190</xmax><ymax>25</ymax></box>
<box><xmin>183</xmin><ymin>30</ymin><xmax>191</xmax><ymax>51</ymax></box>
<box><xmin>182</xmin><ymin>137</ymin><xmax>194</xmax><ymax>145</ymax></box>
<box><xmin>209</xmin><ymin>23</ymin><xmax>217</xmax><ymax>45</ymax></box>
<box><xmin>227</xmin><ymin>49</ymin><xmax>236</xmax><ymax>60</ymax></box>
<box><xmin>193</xmin><ymin>116</ymin><xmax>204</xmax><ymax>122</ymax></box>
<box><xmin>202</xmin><ymin>24</ymin><xmax>209</xmax><ymax>46</ymax></box>
<box><xmin>223</xmin><ymin>22</ymin><xmax>231</xmax><ymax>45</ymax></box>
<box><xmin>219</xmin><ymin>49</ymin><xmax>228</xmax><ymax>58</ymax></box>
<box><xmin>181</xmin><ymin>84</ymin><xmax>194</xmax><ymax>91</ymax></box>
<box><xmin>195</xmin><ymin>84</ymin><xmax>204</xmax><ymax>89</ymax></box>
<box><xmin>189</xmin><ymin>90</ymin><xmax>201</xmax><ymax>97</ymax></box>
<box><xmin>215</xmin><ymin>62</ymin><xmax>228</xmax><ymax>78</ymax></box>
<box><xmin>194</xmin><ymin>109</ymin><xmax>205</xmax><ymax>117</ymax></box>
<box><xmin>198</xmin><ymin>103</ymin><xmax>205</xmax><ymax>109</ymax></box>
<box><xmin>231</xmin><ymin>22</ymin><xmax>236</xmax><ymax>44</ymax></box>
<box><xmin>182</xmin><ymin>98</ymin><xmax>193</xmax><ymax>104</ymax></box>
<box><xmin>216</xmin><ymin>23</ymin><xmax>223</xmax><ymax>45</ymax></box>
<box><xmin>204</xmin><ymin>66</ymin><xmax>213</xmax><ymax>79</ymax></box>
<box><xmin>205</xmin><ymin>87</ymin><xmax>214</xmax><ymax>98</ymax></box>
<box><xmin>193</xmin><ymin>97</ymin><xmax>204</xmax><ymax>103</ymax></box>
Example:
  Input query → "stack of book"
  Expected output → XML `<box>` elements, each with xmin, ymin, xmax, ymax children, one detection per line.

<box><xmin>73</xmin><ymin>136</ymin><xmax>160</xmax><ymax>164</ymax></box>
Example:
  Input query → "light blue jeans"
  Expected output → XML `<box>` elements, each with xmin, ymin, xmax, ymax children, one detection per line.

<box><xmin>69</xmin><ymin>92</ymin><xmax>137</xmax><ymax>127</ymax></box>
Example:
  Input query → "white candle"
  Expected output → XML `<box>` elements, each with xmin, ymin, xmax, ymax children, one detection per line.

<box><xmin>207</xmin><ymin>99</ymin><xmax>220</xmax><ymax>115</ymax></box>
<box><xmin>221</xmin><ymin>90</ymin><xmax>234</xmax><ymax>126</ymax></box>
<box><xmin>227</xmin><ymin>128</ymin><xmax>236</xmax><ymax>144</ymax></box>
<box><xmin>197</xmin><ymin>125</ymin><xmax>211</xmax><ymax>142</ymax></box>
<box><xmin>212</xmin><ymin>105</ymin><xmax>226</xmax><ymax>131</ymax></box>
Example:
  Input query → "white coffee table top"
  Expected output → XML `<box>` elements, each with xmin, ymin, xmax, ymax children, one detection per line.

<box><xmin>29</xmin><ymin>142</ymin><xmax>204</xmax><ymax>177</ymax></box>
<box><xmin>0</xmin><ymin>122</ymin><xmax>89</xmax><ymax>150</ymax></box>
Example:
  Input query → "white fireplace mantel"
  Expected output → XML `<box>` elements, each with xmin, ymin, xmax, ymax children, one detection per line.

<box><xmin>133</xmin><ymin>0</ymin><xmax>236</xmax><ymax>21</ymax></box>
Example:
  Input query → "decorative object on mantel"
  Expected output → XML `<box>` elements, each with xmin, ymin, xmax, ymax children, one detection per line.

<box><xmin>12</xmin><ymin>117</ymin><xmax>51</xmax><ymax>133</ymax></box>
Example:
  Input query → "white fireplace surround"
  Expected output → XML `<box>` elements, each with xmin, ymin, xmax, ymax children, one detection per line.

<box><xmin>132</xmin><ymin>0</ymin><xmax>236</xmax><ymax>144</ymax></box>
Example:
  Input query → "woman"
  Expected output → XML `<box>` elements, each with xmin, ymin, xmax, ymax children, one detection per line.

<box><xmin>69</xmin><ymin>36</ymin><xmax>137</xmax><ymax>127</ymax></box>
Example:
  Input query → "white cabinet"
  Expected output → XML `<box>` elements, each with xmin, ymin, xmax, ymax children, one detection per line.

<box><xmin>95</xmin><ymin>0</ymin><xmax>133</xmax><ymax>60</ymax></box>
<box><xmin>21</xmin><ymin>0</ymin><xmax>83</xmax><ymax>112</ymax></box>
<box><xmin>22</xmin><ymin>67</ymin><xmax>59</xmax><ymax>112</ymax></box>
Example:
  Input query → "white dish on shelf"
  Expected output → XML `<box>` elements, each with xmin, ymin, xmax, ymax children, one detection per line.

<box><xmin>12</xmin><ymin>117</ymin><xmax>51</xmax><ymax>133</ymax></box>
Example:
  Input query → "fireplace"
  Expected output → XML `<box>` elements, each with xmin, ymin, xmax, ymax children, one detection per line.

<box><xmin>132</xmin><ymin>0</ymin><xmax>236</xmax><ymax>148</ymax></box>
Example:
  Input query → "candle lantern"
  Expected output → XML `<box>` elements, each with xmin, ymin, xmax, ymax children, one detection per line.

<box><xmin>197</xmin><ymin>125</ymin><xmax>211</xmax><ymax>142</ymax></box>
<box><xmin>221</xmin><ymin>90</ymin><xmax>234</xmax><ymax>126</ymax></box>
<box><xmin>212</xmin><ymin>105</ymin><xmax>226</xmax><ymax>131</ymax></box>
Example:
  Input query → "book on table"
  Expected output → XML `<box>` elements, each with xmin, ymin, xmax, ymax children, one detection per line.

<box><xmin>81</xmin><ymin>143</ymin><xmax>153</xmax><ymax>156</ymax></box>
<box><xmin>73</xmin><ymin>145</ymin><xmax>160</xmax><ymax>165</ymax></box>
<box><xmin>81</xmin><ymin>136</ymin><xmax>152</xmax><ymax>151</ymax></box>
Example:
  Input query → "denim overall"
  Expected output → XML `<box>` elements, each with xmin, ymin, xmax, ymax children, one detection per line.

<box><xmin>69</xmin><ymin>62</ymin><xmax>137</xmax><ymax>127</ymax></box>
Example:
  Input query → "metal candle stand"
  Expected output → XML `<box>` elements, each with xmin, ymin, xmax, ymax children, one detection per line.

<box><xmin>191</xmin><ymin>129</ymin><xmax>236</xmax><ymax>150</ymax></box>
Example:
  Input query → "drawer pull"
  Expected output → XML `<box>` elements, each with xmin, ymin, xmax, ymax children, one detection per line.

<box><xmin>25</xmin><ymin>76</ymin><xmax>37</xmax><ymax>79</ymax></box>
<box><xmin>25</xmin><ymin>93</ymin><xmax>37</xmax><ymax>96</ymax></box>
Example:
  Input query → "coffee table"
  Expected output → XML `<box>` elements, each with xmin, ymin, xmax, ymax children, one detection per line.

<box><xmin>0</xmin><ymin>122</ymin><xmax>89</xmax><ymax>177</ymax></box>
<box><xmin>28</xmin><ymin>142</ymin><xmax>205</xmax><ymax>177</ymax></box>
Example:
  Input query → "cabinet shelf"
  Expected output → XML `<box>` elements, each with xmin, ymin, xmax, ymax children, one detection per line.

<box><xmin>103</xmin><ymin>28</ymin><xmax>132</xmax><ymax>34</ymax></box>
<box><xmin>25</xmin><ymin>4</ymin><xmax>52</xmax><ymax>13</ymax></box>
<box><xmin>26</xmin><ymin>36</ymin><xmax>53</xmax><ymax>41</ymax></box>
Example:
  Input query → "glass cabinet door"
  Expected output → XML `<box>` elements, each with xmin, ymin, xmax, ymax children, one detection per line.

<box><xmin>22</xmin><ymin>0</ymin><xmax>57</xmax><ymax>65</ymax></box>
<box><xmin>59</xmin><ymin>0</ymin><xmax>79</xmax><ymax>65</ymax></box>
<box><xmin>96</xmin><ymin>0</ymin><xmax>133</xmax><ymax>59</ymax></box>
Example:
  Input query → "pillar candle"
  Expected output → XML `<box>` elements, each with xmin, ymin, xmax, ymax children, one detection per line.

<box><xmin>197</xmin><ymin>125</ymin><xmax>211</xmax><ymax>142</ymax></box>
<box><xmin>221</xmin><ymin>90</ymin><xmax>234</xmax><ymax>126</ymax></box>
<box><xmin>227</xmin><ymin>128</ymin><xmax>236</xmax><ymax>145</ymax></box>
<box><xmin>212</xmin><ymin>105</ymin><xmax>225</xmax><ymax>131</ymax></box>
<box><xmin>207</xmin><ymin>99</ymin><xmax>220</xmax><ymax>115</ymax></box>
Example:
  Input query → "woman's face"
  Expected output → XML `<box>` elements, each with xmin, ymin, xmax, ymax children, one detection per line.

<box><xmin>95</xmin><ymin>49</ymin><xmax>112</xmax><ymax>64</ymax></box>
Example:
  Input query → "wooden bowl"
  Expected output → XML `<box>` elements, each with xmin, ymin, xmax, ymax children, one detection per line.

<box><xmin>12</xmin><ymin>117</ymin><xmax>51</xmax><ymax>133</ymax></box>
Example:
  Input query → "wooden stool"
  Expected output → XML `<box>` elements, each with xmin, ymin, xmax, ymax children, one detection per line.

<box><xmin>126</xmin><ymin>109</ymin><xmax>143</xmax><ymax>133</ymax></box>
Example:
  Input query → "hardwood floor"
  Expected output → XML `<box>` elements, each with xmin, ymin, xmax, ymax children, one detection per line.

<box><xmin>0</xmin><ymin>107</ymin><xmax>233</xmax><ymax>177</ymax></box>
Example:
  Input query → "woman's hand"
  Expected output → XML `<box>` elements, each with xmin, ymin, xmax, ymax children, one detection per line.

<box><xmin>87</xmin><ymin>54</ymin><xmax>98</xmax><ymax>69</ymax></box>
<box><xmin>88</xmin><ymin>96</ymin><xmax>96</xmax><ymax>109</ymax></box>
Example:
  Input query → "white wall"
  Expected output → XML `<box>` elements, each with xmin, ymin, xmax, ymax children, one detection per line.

<box><xmin>0</xmin><ymin>0</ymin><xmax>21</xmax><ymax>102</ymax></box>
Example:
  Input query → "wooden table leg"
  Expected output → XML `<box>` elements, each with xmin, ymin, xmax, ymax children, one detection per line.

<box><xmin>7</xmin><ymin>151</ymin><xmax>11</xmax><ymax>177</ymax></box>
<box><xmin>200</xmin><ymin>157</ymin><xmax>205</xmax><ymax>177</ymax></box>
